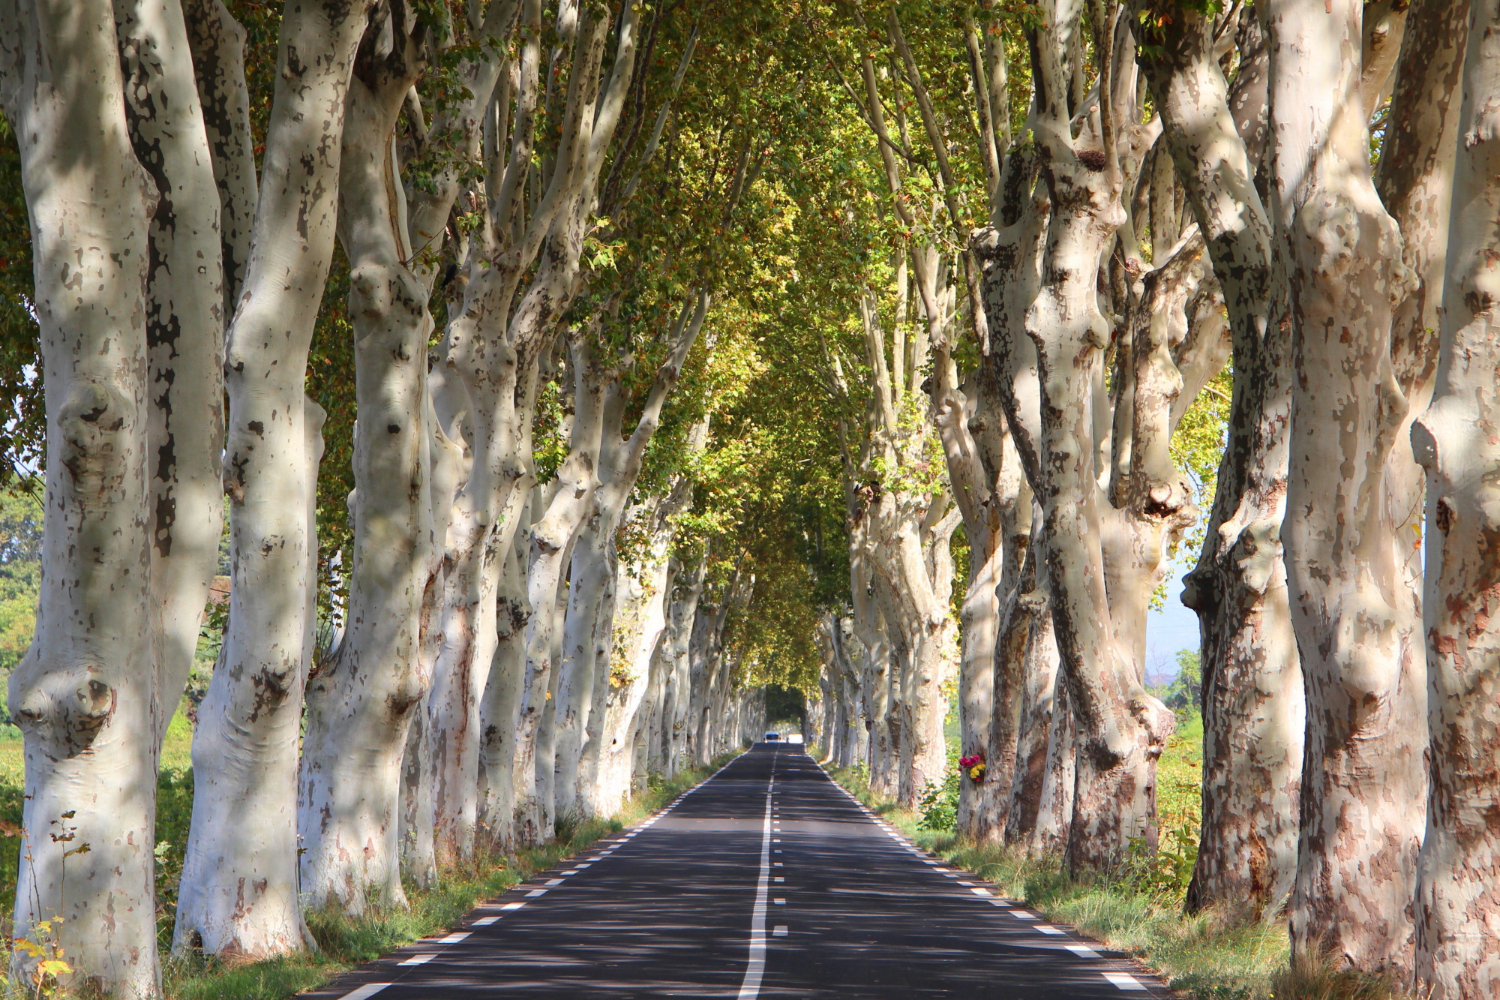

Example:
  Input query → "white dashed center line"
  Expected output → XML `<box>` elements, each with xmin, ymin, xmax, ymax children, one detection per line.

<box><xmin>1103</xmin><ymin>972</ymin><xmax>1146</xmax><ymax>991</ymax></box>
<box><xmin>735</xmin><ymin>751</ymin><xmax>777</xmax><ymax>1000</ymax></box>
<box><xmin>337</xmin><ymin>985</ymin><xmax>390</xmax><ymax>1000</ymax></box>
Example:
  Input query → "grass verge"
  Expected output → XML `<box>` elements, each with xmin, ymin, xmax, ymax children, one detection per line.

<box><xmin>819</xmin><ymin>755</ymin><xmax>1411</xmax><ymax>1000</ymax></box>
<box><xmin>165</xmin><ymin>755</ymin><xmax>739</xmax><ymax>1000</ymax></box>
<box><xmin>0</xmin><ymin>744</ymin><xmax>738</xmax><ymax>1000</ymax></box>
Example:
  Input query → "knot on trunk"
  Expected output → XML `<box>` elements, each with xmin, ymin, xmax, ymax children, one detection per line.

<box><xmin>58</xmin><ymin>381</ymin><xmax>133</xmax><ymax>500</ymax></box>
<box><xmin>11</xmin><ymin>665</ymin><xmax>117</xmax><ymax>756</ymax></box>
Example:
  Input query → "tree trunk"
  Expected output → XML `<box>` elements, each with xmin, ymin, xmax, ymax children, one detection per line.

<box><xmin>297</xmin><ymin>26</ymin><xmax>435</xmax><ymax>914</ymax></box>
<box><xmin>553</xmin><ymin>500</ymin><xmax>614</xmax><ymax>821</ymax></box>
<box><xmin>1005</xmin><ymin>585</ymin><xmax>1064</xmax><ymax>848</ymax></box>
<box><xmin>181</xmin><ymin>0</ymin><xmax>255</xmax><ymax>313</ymax></box>
<box><xmin>476</xmin><ymin>508</ymin><xmax>531</xmax><ymax>854</ymax></box>
<box><xmin>661</xmin><ymin>555</ymin><xmax>704</xmax><ymax>776</ymax></box>
<box><xmin>115</xmin><ymin>0</ymin><xmax>227</xmax><ymax>749</ymax></box>
<box><xmin>1411</xmin><ymin>8</ymin><xmax>1500</xmax><ymax>992</ymax></box>
<box><xmin>1027</xmin><ymin>663</ymin><xmax>1075</xmax><ymax>854</ymax></box>
<box><xmin>2</xmin><ymin>0</ymin><xmax>159</xmax><ymax>990</ymax></box>
<box><xmin>590</xmin><ymin>523</ymin><xmax>671</xmax><ymax>816</ymax></box>
<box><xmin>427</xmin><ymin>0</ymin><xmax>614</xmax><ymax>860</ymax></box>
<box><xmin>400</xmin><ymin>381</ymin><xmax>466</xmax><ymax>884</ymax></box>
<box><xmin>1265</xmin><ymin>0</ymin><xmax>1430</xmax><ymax>973</ymax></box>
<box><xmin>513</xmin><ymin>422</ymin><xmax>600</xmax><ymax>842</ymax></box>
<box><xmin>176</xmin><ymin>0</ymin><xmax>371</xmax><ymax>958</ymax></box>
<box><xmin>1023</xmin><ymin>9</ymin><xmax>1174</xmax><ymax>869</ymax></box>
<box><xmin>1127</xmin><ymin>0</ymin><xmax>1303</xmax><ymax>917</ymax></box>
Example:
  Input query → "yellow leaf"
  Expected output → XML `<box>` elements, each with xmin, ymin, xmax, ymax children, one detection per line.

<box><xmin>37</xmin><ymin>959</ymin><xmax>72</xmax><ymax>977</ymax></box>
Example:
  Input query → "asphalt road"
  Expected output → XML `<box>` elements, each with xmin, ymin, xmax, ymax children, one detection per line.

<box><xmin>307</xmin><ymin>744</ymin><xmax>1169</xmax><ymax>999</ymax></box>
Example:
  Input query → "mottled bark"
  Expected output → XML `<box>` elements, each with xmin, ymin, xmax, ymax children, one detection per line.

<box><xmin>181</xmin><ymin>0</ymin><xmax>254</xmax><ymax>313</ymax></box>
<box><xmin>1411</xmin><ymin>7</ymin><xmax>1500</xmax><ymax>993</ymax></box>
<box><xmin>1265</xmin><ymin>0</ymin><xmax>1441</xmax><ymax>973</ymax></box>
<box><xmin>475</xmin><ymin>506</ymin><xmax>531</xmax><ymax>854</ymax></box>
<box><xmin>1</xmin><ymin>0</ymin><xmax>159</xmax><ymax>990</ymax></box>
<box><xmin>297</xmin><ymin>14</ymin><xmax>435</xmax><ymax>915</ymax></box>
<box><xmin>1023</xmin><ymin>4</ymin><xmax>1175</xmax><ymax>870</ymax></box>
<box><xmin>1129</xmin><ymin>0</ymin><xmax>1301</xmax><ymax>916</ymax></box>
<box><xmin>115</xmin><ymin>0</ymin><xmax>227</xmax><ymax>754</ymax></box>
<box><xmin>177</xmin><ymin>0</ymin><xmax>373</xmax><ymax>958</ymax></box>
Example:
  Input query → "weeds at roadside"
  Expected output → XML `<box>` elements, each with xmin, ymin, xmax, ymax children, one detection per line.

<box><xmin>0</xmin><ymin>752</ymin><xmax>738</xmax><ymax>1000</ymax></box>
<box><xmin>820</xmin><ymin>760</ymin><xmax>1414</xmax><ymax>1000</ymax></box>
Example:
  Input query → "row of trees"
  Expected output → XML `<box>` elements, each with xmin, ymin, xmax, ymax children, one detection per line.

<box><xmin>8</xmin><ymin>0</ymin><xmax>1500</xmax><ymax>997</ymax></box>
<box><xmin>0</xmin><ymin>0</ymin><xmax>842</xmax><ymax>993</ymax></box>
<box><xmin>802</xmin><ymin>1</ymin><xmax>1500</xmax><ymax>997</ymax></box>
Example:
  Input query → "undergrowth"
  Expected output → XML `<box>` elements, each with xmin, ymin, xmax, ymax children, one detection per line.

<box><xmin>0</xmin><ymin>736</ymin><xmax>738</xmax><ymax>1000</ymax></box>
<box><xmin>822</xmin><ymin>734</ymin><xmax>1413</xmax><ymax>1000</ymax></box>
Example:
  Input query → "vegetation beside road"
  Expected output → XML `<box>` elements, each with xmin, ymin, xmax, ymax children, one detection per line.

<box><xmin>823</xmin><ymin>728</ymin><xmax>1407</xmax><ymax>1000</ymax></box>
<box><xmin>0</xmin><ymin>736</ymin><xmax>737</xmax><ymax>1000</ymax></box>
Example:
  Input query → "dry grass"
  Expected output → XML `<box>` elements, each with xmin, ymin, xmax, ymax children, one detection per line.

<box><xmin>822</xmin><ymin>736</ymin><xmax>1414</xmax><ymax>1000</ymax></box>
<box><xmin>0</xmin><ymin>734</ymin><xmax>738</xmax><ymax>1000</ymax></box>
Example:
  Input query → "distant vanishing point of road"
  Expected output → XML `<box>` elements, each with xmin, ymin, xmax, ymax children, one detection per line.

<box><xmin>306</xmin><ymin>745</ymin><xmax>1167</xmax><ymax>999</ymax></box>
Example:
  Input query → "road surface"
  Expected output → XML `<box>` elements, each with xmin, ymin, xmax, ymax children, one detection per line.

<box><xmin>306</xmin><ymin>745</ymin><xmax>1168</xmax><ymax>999</ymax></box>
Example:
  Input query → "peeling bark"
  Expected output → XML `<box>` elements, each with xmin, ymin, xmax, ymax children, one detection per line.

<box><xmin>176</xmin><ymin>0</ymin><xmax>373</xmax><ymax>957</ymax></box>
<box><xmin>1265</xmin><ymin>0</ymin><xmax>1437</xmax><ymax>973</ymax></box>
<box><xmin>297</xmin><ymin>10</ymin><xmax>437</xmax><ymax>915</ymax></box>
<box><xmin>1411</xmin><ymin>7</ymin><xmax>1500</xmax><ymax>992</ymax></box>
<box><xmin>1129</xmin><ymin>0</ymin><xmax>1302</xmax><ymax>917</ymax></box>
<box><xmin>2</xmin><ymin>0</ymin><xmax>160</xmax><ymax>990</ymax></box>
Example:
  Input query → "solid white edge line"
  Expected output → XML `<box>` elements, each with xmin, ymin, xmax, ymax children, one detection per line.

<box><xmin>736</xmin><ymin>751</ymin><xmax>776</xmax><ymax>1000</ymax></box>
<box><xmin>339</xmin><ymin>985</ymin><xmax>391</xmax><ymax>1000</ymax></box>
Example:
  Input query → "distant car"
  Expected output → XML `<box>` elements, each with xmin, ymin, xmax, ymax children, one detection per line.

<box><xmin>764</xmin><ymin>732</ymin><xmax>780</xmax><ymax>742</ymax></box>
<box><xmin>786</xmin><ymin>733</ymin><xmax>804</xmax><ymax>744</ymax></box>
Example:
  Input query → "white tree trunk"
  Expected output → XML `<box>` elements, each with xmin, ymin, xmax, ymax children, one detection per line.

<box><xmin>1005</xmin><ymin>585</ymin><xmax>1065</xmax><ymax>849</ymax></box>
<box><xmin>660</xmin><ymin>555</ymin><xmax>705</xmax><ymax>776</ymax></box>
<box><xmin>1266</xmin><ymin>0</ymin><xmax>1436</xmax><ymax>973</ymax></box>
<box><xmin>115</xmin><ymin>0</ymin><xmax>227</xmax><ymax>748</ymax></box>
<box><xmin>1022</xmin><ymin>6</ymin><xmax>1175</xmax><ymax>870</ymax></box>
<box><xmin>176</xmin><ymin>0</ymin><xmax>371</xmax><ymax>956</ymax></box>
<box><xmin>513</xmin><ymin>356</ymin><xmax>603</xmax><ymax>839</ymax></box>
<box><xmin>1128</xmin><ymin>0</ymin><xmax>1303</xmax><ymax>916</ymax></box>
<box><xmin>1411</xmin><ymin>7</ymin><xmax>1500</xmax><ymax>992</ymax></box>
<box><xmin>1</xmin><ymin>0</ymin><xmax>159</xmax><ymax>990</ymax></box>
<box><xmin>552</xmin><ymin>500</ymin><xmax>614</xmax><ymax>821</ymax></box>
<box><xmin>589</xmin><ymin>528</ymin><xmax>671</xmax><ymax>816</ymax></box>
<box><xmin>476</xmin><ymin>508</ymin><xmax>531</xmax><ymax>854</ymax></box>
<box><xmin>297</xmin><ymin>26</ymin><xmax>437</xmax><ymax>915</ymax></box>
<box><xmin>181</xmin><ymin>0</ymin><xmax>254</xmax><ymax>312</ymax></box>
<box><xmin>400</xmin><ymin>383</ymin><xmax>466</xmax><ymax>884</ymax></box>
